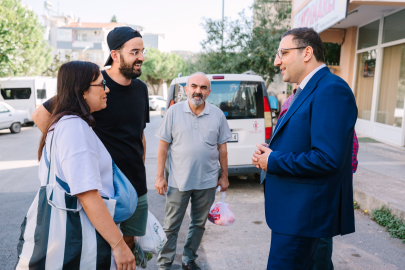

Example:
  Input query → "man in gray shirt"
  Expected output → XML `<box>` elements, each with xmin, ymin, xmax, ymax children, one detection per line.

<box><xmin>155</xmin><ymin>72</ymin><xmax>231</xmax><ymax>270</ymax></box>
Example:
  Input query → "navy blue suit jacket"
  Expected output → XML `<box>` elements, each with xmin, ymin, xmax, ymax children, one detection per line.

<box><xmin>264</xmin><ymin>67</ymin><xmax>357</xmax><ymax>238</ymax></box>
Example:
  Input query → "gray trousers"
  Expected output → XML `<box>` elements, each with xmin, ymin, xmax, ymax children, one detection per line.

<box><xmin>157</xmin><ymin>187</ymin><xmax>216</xmax><ymax>269</ymax></box>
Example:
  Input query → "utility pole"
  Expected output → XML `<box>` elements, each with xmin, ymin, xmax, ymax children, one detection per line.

<box><xmin>221</xmin><ymin>0</ymin><xmax>224</xmax><ymax>49</ymax></box>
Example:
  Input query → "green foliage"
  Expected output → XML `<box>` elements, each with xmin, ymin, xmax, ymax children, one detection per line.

<box><xmin>42</xmin><ymin>53</ymin><xmax>71</xmax><ymax>77</ymax></box>
<box><xmin>191</xmin><ymin>1</ymin><xmax>291</xmax><ymax>87</ymax></box>
<box><xmin>353</xmin><ymin>201</ymin><xmax>360</xmax><ymax>209</ymax></box>
<box><xmin>324</xmin><ymin>43</ymin><xmax>341</xmax><ymax>66</ymax></box>
<box><xmin>372</xmin><ymin>206</ymin><xmax>405</xmax><ymax>243</ymax></box>
<box><xmin>139</xmin><ymin>48</ymin><xmax>186</xmax><ymax>95</ymax></box>
<box><xmin>111</xmin><ymin>15</ymin><xmax>117</xmax><ymax>23</ymax></box>
<box><xmin>0</xmin><ymin>0</ymin><xmax>52</xmax><ymax>77</ymax></box>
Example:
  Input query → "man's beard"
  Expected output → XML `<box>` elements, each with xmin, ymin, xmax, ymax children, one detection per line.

<box><xmin>189</xmin><ymin>93</ymin><xmax>204</xmax><ymax>106</ymax></box>
<box><xmin>119</xmin><ymin>54</ymin><xmax>142</xmax><ymax>80</ymax></box>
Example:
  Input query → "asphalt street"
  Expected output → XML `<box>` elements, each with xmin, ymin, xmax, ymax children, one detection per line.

<box><xmin>1</xmin><ymin>111</ymin><xmax>405</xmax><ymax>269</ymax></box>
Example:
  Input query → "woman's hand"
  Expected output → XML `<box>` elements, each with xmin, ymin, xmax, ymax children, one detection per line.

<box><xmin>112</xmin><ymin>239</ymin><xmax>136</xmax><ymax>270</ymax></box>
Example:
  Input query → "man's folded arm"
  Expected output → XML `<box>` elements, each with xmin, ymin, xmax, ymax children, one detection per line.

<box><xmin>267</xmin><ymin>83</ymin><xmax>357</xmax><ymax>177</ymax></box>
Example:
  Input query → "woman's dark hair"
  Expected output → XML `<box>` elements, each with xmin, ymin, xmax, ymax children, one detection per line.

<box><xmin>38</xmin><ymin>61</ymin><xmax>100</xmax><ymax>160</ymax></box>
<box><xmin>281</xmin><ymin>27</ymin><xmax>325</xmax><ymax>63</ymax></box>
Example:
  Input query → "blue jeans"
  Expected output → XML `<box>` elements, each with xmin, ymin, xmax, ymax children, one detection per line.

<box><xmin>312</xmin><ymin>238</ymin><xmax>334</xmax><ymax>270</ymax></box>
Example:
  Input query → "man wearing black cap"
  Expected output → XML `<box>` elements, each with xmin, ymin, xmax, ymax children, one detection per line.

<box><xmin>32</xmin><ymin>26</ymin><xmax>150</xmax><ymax>257</ymax></box>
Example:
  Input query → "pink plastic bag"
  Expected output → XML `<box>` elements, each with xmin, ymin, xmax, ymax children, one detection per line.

<box><xmin>208</xmin><ymin>189</ymin><xmax>235</xmax><ymax>226</ymax></box>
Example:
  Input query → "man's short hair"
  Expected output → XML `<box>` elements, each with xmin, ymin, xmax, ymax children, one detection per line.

<box><xmin>281</xmin><ymin>28</ymin><xmax>325</xmax><ymax>63</ymax></box>
<box><xmin>187</xmin><ymin>72</ymin><xmax>211</xmax><ymax>89</ymax></box>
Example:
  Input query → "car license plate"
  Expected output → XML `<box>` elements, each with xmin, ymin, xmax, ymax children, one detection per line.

<box><xmin>229</xmin><ymin>133</ymin><xmax>238</xmax><ymax>142</ymax></box>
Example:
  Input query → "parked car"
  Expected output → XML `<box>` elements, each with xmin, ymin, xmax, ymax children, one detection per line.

<box><xmin>0</xmin><ymin>101</ymin><xmax>28</xmax><ymax>133</ymax></box>
<box><xmin>164</xmin><ymin>74</ymin><xmax>273</xmax><ymax>180</ymax></box>
<box><xmin>149</xmin><ymin>95</ymin><xmax>166</xmax><ymax>111</ymax></box>
<box><xmin>0</xmin><ymin>76</ymin><xmax>57</xmax><ymax>121</ymax></box>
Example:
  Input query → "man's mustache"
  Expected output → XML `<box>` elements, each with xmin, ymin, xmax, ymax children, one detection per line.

<box><xmin>133</xmin><ymin>60</ymin><xmax>143</xmax><ymax>66</ymax></box>
<box><xmin>192</xmin><ymin>93</ymin><xmax>203</xmax><ymax>98</ymax></box>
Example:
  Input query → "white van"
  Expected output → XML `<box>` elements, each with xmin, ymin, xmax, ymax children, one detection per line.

<box><xmin>165</xmin><ymin>74</ymin><xmax>273</xmax><ymax>180</ymax></box>
<box><xmin>0</xmin><ymin>77</ymin><xmax>57</xmax><ymax>121</ymax></box>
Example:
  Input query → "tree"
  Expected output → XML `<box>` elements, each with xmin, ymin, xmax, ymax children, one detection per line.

<box><xmin>42</xmin><ymin>53</ymin><xmax>71</xmax><ymax>77</ymax></box>
<box><xmin>111</xmin><ymin>15</ymin><xmax>117</xmax><ymax>22</ymax></box>
<box><xmin>0</xmin><ymin>0</ymin><xmax>52</xmax><ymax>77</ymax></box>
<box><xmin>192</xmin><ymin>1</ymin><xmax>291</xmax><ymax>87</ymax></box>
<box><xmin>139</xmin><ymin>48</ymin><xmax>186</xmax><ymax>95</ymax></box>
<box><xmin>324</xmin><ymin>43</ymin><xmax>341</xmax><ymax>66</ymax></box>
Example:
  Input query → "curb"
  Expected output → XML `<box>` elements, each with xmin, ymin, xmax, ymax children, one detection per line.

<box><xmin>353</xmin><ymin>187</ymin><xmax>405</xmax><ymax>222</ymax></box>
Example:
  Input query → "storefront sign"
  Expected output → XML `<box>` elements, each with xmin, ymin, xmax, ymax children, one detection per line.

<box><xmin>293</xmin><ymin>0</ymin><xmax>349</xmax><ymax>33</ymax></box>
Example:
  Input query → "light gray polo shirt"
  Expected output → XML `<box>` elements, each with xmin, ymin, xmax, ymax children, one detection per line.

<box><xmin>155</xmin><ymin>100</ymin><xmax>232</xmax><ymax>191</ymax></box>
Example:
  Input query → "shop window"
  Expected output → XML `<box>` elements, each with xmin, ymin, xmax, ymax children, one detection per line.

<box><xmin>357</xmin><ymin>20</ymin><xmax>379</xmax><ymax>50</ymax></box>
<box><xmin>383</xmin><ymin>9</ymin><xmax>405</xmax><ymax>44</ymax></box>
<box><xmin>376</xmin><ymin>43</ymin><xmax>405</xmax><ymax>127</ymax></box>
<box><xmin>355</xmin><ymin>50</ymin><xmax>377</xmax><ymax>121</ymax></box>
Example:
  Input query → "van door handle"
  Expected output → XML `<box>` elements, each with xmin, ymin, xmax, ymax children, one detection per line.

<box><xmin>9</xmin><ymin>114</ymin><xmax>11</xmax><ymax>116</ymax></box>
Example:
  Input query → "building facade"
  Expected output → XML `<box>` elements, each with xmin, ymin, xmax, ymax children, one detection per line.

<box><xmin>143</xmin><ymin>33</ymin><xmax>170</xmax><ymax>52</ymax></box>
<box><xmin>43</xmin><ymin>14</ymin><xmax>143</xmax><ymax>67</ymax></box>
<box><xmin>292</xmin><ymin>0</ymin><xmax>405</xmax><ymax>147</ymax></box>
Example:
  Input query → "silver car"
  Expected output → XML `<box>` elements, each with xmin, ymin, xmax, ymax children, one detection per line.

<box><xmin>0</xmin><ymin>102</ymin><xmax>28</xmax><ymax>133</ymax></box>
<box><xmin>149</xmin><ymin>95</ymin><xmax>166</xmax><ymax>111</ymax></box>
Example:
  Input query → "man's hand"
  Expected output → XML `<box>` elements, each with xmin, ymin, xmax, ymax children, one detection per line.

<box><xmin>155</xmin><ymin>176</ymin><xmax>167</xmax><ymax>196</ymax></box>
<box><xmin>252</xmin><ymin>143</ymin><xmax>269</xmax><ymax>168</ymax></box>
<box><xmin>217</xmin><ymin>175</ymin><xmax>229</xmax><ymax>192</ymax></box>
<box><xmin>252</xmin><ymin>144</ymin><xmax>273</xmax><ymax>171</ymax></box>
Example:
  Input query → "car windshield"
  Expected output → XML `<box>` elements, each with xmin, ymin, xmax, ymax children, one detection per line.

<box><xmin>174</xmin><ymin>81</ymin><xmax>264</xmax><ymax>119</ymax></box>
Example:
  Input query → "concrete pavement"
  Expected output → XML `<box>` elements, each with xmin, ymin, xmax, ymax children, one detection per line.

<box><xmin>1</xmin><ymin>114</ymin><xmax>405</xmax><ymax>269</ymax></box>
<box><xmin>354</xmin><ymin>134</ymin><xmax>405</xmax><ymax>222</ymax></box>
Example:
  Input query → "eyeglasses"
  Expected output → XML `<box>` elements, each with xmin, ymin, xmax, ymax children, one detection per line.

<box><xmin>116</xmin><ymin>49</ymin><xmax>147</xmax><ymax>58</ymax></box>
<box><xmin>276</xmin><ymin>46</ymin><xmax>307</xmax><ymax>59</ymax></box>
<box><xmin>90</xmin><ymin>80</ymin><xmax>106</xmax><ymax>90</ymax></box>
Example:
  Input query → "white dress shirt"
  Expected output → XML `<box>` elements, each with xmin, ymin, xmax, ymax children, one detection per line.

<box><xmin>298</xmin><ymin>64</ymin><xmax>326</xmax><ymax>91</ymax></box>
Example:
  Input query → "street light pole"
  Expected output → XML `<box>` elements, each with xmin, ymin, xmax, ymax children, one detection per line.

<box><xmin>221</xmin><ymin>0</ymin><xmax>224</xmax><ymax>49</ymax></box>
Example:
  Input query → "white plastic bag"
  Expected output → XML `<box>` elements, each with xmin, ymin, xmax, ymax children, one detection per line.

<box><xmin>208</xmin><ymin>187</ymin><xmax>235</xmax><ymax>226</ymax></box>
<box><xmin>136</xmin><ymin>210</ymin><xmax>167</xmax><ymax>254</ymax></box>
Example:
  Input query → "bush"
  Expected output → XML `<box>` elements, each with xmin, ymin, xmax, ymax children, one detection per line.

<box><xmin>372</xmin><ymin>206</ymin><xmax>405</xmax><ymax>243</ymax></box>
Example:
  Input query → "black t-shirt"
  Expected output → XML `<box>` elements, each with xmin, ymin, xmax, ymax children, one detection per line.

<box><xmin>43</xmin><ymin>70</ymin><xmax>150</xmax><ymax>197</ymax></box>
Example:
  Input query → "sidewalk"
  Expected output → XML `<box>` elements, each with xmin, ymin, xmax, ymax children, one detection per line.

<box><xmin>354</xmin><ymin>134</ymin><xmax>405</xmax><ymax>221</ymax></box>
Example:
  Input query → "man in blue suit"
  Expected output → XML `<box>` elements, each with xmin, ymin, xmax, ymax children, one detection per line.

<box><xmin>252</xmin><ymin>28</ymin><xmax>357</xmax><ymax>270</ymax></box>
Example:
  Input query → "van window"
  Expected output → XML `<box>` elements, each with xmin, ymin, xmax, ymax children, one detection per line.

<box><xmin>37</xmin><ymin>89</ymin><xmax>47</xmax><ymax>99</ymax></box>
<box><xmin>172</xmin><ymin>81</ymin><xmax>264</xmax><ymax>119</ymax></box>
<box><xmin>1</xmin><ymin>88</ymin><xmax>32</xmax><ymax>100</ymax></box>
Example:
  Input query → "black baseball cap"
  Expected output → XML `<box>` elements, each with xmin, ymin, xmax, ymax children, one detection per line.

<box><xmin>104</xmin><ymin>26</ymin><xmax>142</xmax><ymax>67</ymax></box>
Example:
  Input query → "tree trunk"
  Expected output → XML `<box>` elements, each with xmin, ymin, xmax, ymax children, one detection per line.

<box><xmin>156</xmin><ymin>79</ymin><xmax>163</xmax><ymax>95</ymax></box>
<box><xmin>147</xmin><ymin>79</ymin><xmax>156</xmax><ymax>95</ymax></box>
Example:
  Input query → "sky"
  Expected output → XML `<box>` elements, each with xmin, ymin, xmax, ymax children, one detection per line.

<box><xmin>21</xmin><ymin>0</ymin><xmax>255</xmax><ymax>52</ymax></box>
